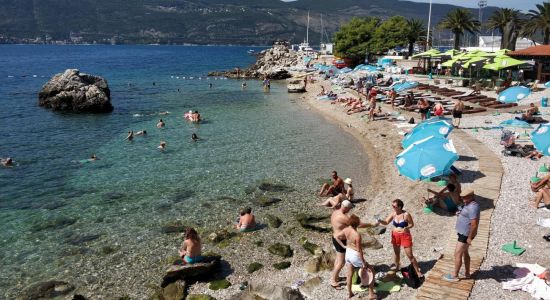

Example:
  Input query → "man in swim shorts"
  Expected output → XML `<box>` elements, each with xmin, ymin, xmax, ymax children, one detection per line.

<box><xmin>236</xmin><ymin>207</ymin><xmax>256</xmax><ymax>232</ymax></box>
<box><xmin>319</xmin><ymin>171</ymin><xmax>345</xmax><ymax>197</ymax></box>
<box><xmin>330</xmin><ymin>200</ymin><xmax>354</xmax><ymax>289</ymax></box>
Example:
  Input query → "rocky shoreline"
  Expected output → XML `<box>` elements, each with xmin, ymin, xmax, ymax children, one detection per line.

<box><xmin>208</xmin><ymin>44</ymin><xmax>300</xmax><ymax>80</ymax></box>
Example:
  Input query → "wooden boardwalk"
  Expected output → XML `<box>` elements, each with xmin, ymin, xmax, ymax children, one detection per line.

<box><xmin>415</xmin><ymin>130</ymin><xmax>503</xmax><ymax>300</ymax></box>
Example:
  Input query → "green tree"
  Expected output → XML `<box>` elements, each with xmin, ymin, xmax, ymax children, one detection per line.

<box><xmin>438</xmin><ymin>8</ymin><xmax>480</xmax><ymax>50</ymax></box>
<box><xmin>523</xmin><ymin>3</ymin><xmax>550</xmax><ymax>45</ymax></box>
<box><xmin>405</xmin><ymin>18</ymin><xmax>426</xmax><ymax>56</ymax></box>
<box><xmin>368</xmin><ymin>16</ymin><xmax>409</xmax><ymax>54</ymax></box>
<box><xmin>333</xmin><ymin>17</ymin><xmax>381</xmax><ymax>64</ymax></box>
<box><xmin>487</xmin><ymin>8</ymin><xmax>524</xmax><ymax>50</ymax></box>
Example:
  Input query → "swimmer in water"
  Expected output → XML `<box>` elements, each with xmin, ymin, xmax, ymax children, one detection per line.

<box><xmin>192</xmin><ymin>133</ymin><xmax>199</xmax><ymax>142</ymax></box>
<box><xmin>158</xmin><ymin>141</ymin><xmax>166</xmax><ymax>151</ymax></box>
<box><xmin>90</xmin><ymin>154</ymin><xmax>99</xmax><ymax>161</ymax></box>
<box><xmin>135</xmin><ymin>130</ymin><xmax>147</xmax><ymax>136</ymax></box>
<box><xmin>157</xmin><ymin>119</ymin><xmax>165</xmax><ymax>128</ymax></box>
<box><xmin>209</xmin><ymin>83</ymin><xmax>213</xmax><ymax>88</ymax></box>
<box><xmin>1</xmin><ymin>157</ymin><xmax>14</xmax><ymax>167</ymax></box>
<box><xmin>159</xmin><ymin>111</ymin><xmax>170</xmax><ymax>116</ymax></box>
<box><xmin>125</xmin><ymin>131</ymin><xmax>134</xmax><ymax>141</ymax></box>
<box><xmin>241</xmin><ymin>82</ymin><xmax>247</xmax><ymax>89</ymax></box>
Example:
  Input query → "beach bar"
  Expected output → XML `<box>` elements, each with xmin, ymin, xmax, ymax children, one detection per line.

<box><xmin>509</xmin><ymin>45</ymin><xmax>550</xmax><ymax>82</ymax></box>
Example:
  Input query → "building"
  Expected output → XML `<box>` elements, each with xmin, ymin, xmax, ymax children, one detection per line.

<box><xmin>471</xmin><ymin>36</ymin><xmax>536</xmax><ymax>52</ymax></box>
<box><xmin>509</xmin><ymin>45</ymin><xmax>550</xmax><ymax>82</ymax></box>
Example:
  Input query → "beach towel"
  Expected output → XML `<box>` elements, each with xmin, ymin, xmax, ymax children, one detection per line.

<box><xmin>502</xmin><ymin>264</ymin><xmax>550</xmax><ymax>300</ymax></box>
<box><xmin>375</xmin><ymin>281</ymin><xmax>401</xmax><ymax>293</ymax></box>
<box><xmin>502</xmin><ymin>241</ymin><xmax>526</xmax><ymax>256</ymax></box>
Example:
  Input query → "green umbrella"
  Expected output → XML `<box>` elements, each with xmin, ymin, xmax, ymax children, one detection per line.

<box><xmin>463</xmin><ymin>50</ymin><xmax>496</xmax><ymax>58</ymax></box>
<box><xmin>495</xmin><ymin>49</ymin><xmax>511</xmax><ymax>55</ymax></box>
<box><xmin>462</xmin><ymin>56</ymin><xmax>488</xmax><ymax>68</ymax></box>
<box><xmin>433</xmin><ymin>49</ymin><xmax>461</xmax><ymax>58</ymax></box>
<box><xmin>412</xmin><ymin>49</ymin><xmax>441</xmax><ymax>58</ymax></box>
<box><xmin>483</xmin><ymin>55</ymin><xmax>526</xmax><ymax>71</ymax></box>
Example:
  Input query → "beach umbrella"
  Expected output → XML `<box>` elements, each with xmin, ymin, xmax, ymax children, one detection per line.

<box><xmin>531</xmin><ymin>123</ymin><xmax>550</xmax><ymax>156</ymax></box>
<box><xmin>462</xmin><ymin>56</ymin><xmax>488</xmax><ymax>68</ymax></box>
<box><xmin>499</xmin><ymin>119</ymin><xmax>532</xmax><ymax>129</ymax></box>
<box><xmin>395</xmin><ymin>136</ymin><xmax>458</xmax><ymax>181</ymax></box>
<box><xmin>483</xmin><ymin>55</ymin><xmax>526</xmax><ymax>71</ymax></box>
<box><xmin>495</xmin><ymin>49</ymin><xmax>511</xmax><ymax>55</ymax></box>
<box><xmin>394</xmin><ymin>81</ymin><xmax>419</xmax><ymax>92</ymax></box>
<box><xmin>402</xmin><ymin>120</ymin><xmax>453</xmax><ymax>149</ymax></box>
<box><xmin>498</xmin><ymin>86</ymin><xmax>531</xmax><ymax>103</ymax></box>
<box><xmin>545</xmin><ymin>81</ymin><xmax>550</xmax><ymax>88</ymax></box>
<box><xmin>433</xmin><ymin>49</ymin><xmax>461</xmax><ymax>58</ymax></box>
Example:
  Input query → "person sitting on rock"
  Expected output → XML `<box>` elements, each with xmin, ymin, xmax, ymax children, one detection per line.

<box><xmin>178</xmin><ymin>228</ymin><xmax>203</xmax><ymax>264</ymax></box>
<box><xmin>319</xmin><ymin>171</ymin><xmax>345</xmax><ymax>197</ymax></box>
<box><xmin>157</xmin><ymin>119</ymin><xmax>165</xmax><ymax>128</ymax></box>
<box><xmin>1</xmin><ymin>157</ymin><xmax>14</xmax><ymax>167</ymax></box>
<box><xmin>236</xmin><ymin>207</ymin><xmax>256</xmax><ymax>232</ymax></box>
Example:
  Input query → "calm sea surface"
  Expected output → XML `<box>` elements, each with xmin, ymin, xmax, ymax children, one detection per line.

<box><xmin>0</xmin><ymin>45</ymin><xmax>368</xmax><ymax>297</ymax></box>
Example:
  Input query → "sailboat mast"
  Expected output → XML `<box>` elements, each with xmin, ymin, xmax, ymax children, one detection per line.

<box><xmin>320</xmin><ymin>14</ymin><xmax>323</xmax><ymax>46</ymax></box>
<box><xmin>306</xmin><ymin>11</ymin><xmax>310</xmax><ymax>44</ymax></box>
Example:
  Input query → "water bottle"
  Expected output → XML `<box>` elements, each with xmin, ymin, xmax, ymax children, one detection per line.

<box><xmin>541</xmin><ymin>97</ymin><xmax>548</xmax><ymax>108</ymax></box>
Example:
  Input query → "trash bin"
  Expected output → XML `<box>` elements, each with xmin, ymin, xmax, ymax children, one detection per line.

<box><xmin>542</xmin><ymin>97</ymin><xmax>548</xmax><ymax>107</ymax></box>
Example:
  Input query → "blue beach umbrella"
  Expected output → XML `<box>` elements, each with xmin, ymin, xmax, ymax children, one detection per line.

<box><xmin>531</xmin><ymin>123</ymin><xmax>550</xmax><ymax>156</ymax></box>
<box><xmin>394</xmin><ymin>81</ymin><xmax>419</xmax><ymax>92</ymax></box>
<box><xmin>499</xmin><ymin>119</ymin><xmax>532</xmax><ymax>129</ymax></box>
<box><xmin>545</xmin><ymin>81</ymin><xmax>550</xmax><ymax>88</ymax></box>
<box><xmin>395</xmin><ymin>136</ymin><xmax>459</xmax><ymax>181</ymax></box>
<box><xmin>402</xmin><ymin>120</ymin><xmax>453</xmax><ymax>149</ymax></box>
<box><xmin>498</xmin><ymin>86</ymin><xmax>531</xmax><ymax>103</ymax></box>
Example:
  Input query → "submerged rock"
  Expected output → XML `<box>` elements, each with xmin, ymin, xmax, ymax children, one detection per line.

<box><xmin>161</xmin><ymin>221</ymin><xmax>188</xmax><ymax>234</ymax></box>
<box><xmin>268</xmin><ymin>243</ymin><xmax>293</xmax><ymax>258</ymax></box>
<box><xmin>32</xmin><ymin>216</ymin><xmax>77</xmax><ymax>232</ymax></box>
<box><xmin>38</xmin><ymin>69</ymin><xmax>113</xmax><ymax>113</ymax></box>
<box><xmin>64</xmin><ymin>233</ymin><xmax>101</xmax><ymax>246</ymax></box>
<box><xmin>208</xmin><ymin>279</ymin><xmax>231</xmax><ymax>290</ymax></box>
<box><xmin>171</xmin><ymin>190</ymin><xmax>195</xmax><ymax>203</ymax></box>
<box><xmin>18</xmin><ymin>280</ymin><xmax>75</xmax><ymax>300</ymax></box>
<box><xmin>296</xmin><ymin>214</ymin><xmax>331</xmax><ymax>233</ymax></box>
<box><xmin>265</xmin><ymin>214</ymin><xmax>282</xmax><ymax>228</ymax></box>
<box><xmin>257</xmin><ymin>182</ymin><xmax>294</xmax><ymax>193</ymax></box>
<box><xmin>247</xmin><ymin>262</ymin><xmax>264</xmax><ymax>274</ymax></box>
<box><xmin>102</xmin><ymin>192</ymin><xmax>125</xmax><ymax>201</ymax></box>
<box><xmin>256</xmin><ymin>196</ymin><xmax>282</xmax><ymax>207</ymax></box>
<box><xmin>272</xmin><ymin>261</ymin><xmax>291</xmax><ymax>270</ymax></box>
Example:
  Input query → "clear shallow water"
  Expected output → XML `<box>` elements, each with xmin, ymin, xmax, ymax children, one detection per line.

<box><xmin>0</xmin><ymin>45</ymin><xmax>368</xmax><ymax>297</ymax></box>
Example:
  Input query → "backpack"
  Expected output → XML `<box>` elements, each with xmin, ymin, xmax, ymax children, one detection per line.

<box><xmin>401</xmin><ymin>264</ymin><xmax>422</xmax><ymax>288</ymax></box>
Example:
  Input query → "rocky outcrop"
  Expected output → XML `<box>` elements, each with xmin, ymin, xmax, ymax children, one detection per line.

<box><xmin>17</xmin><ymin>280</ymin><xmax>74</xmax><ymax>300</ymax></box>
<box><xmin>162</xmin><ymin>256</ymin><xmax>221</xmax><ymax>286</ymax></box>
<box><xmin>208</xmin><ymin>45</ymin><xmax>298</xmax><ymax>80</ymax></box>
<box><xmin>38</xmin><ymin>69</ymin><xmax>113</xmax><ymax>113</ymax></box>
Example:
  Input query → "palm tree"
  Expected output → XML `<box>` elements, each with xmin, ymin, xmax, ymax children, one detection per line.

<box><xmin>523</xmin><ymin>3</ymin><xmax>550</xmax><ymax>45</ymax></box>
<box><xmin>439</xmin><ymin>8</ymin><xmax>480</xmax><ymax>50</ymax></box>
<box><xmin>406</xmin><ymin>19</ymin><xmax>426</xmax><ymax>57</ymax></box>
<box><xmin>487</xmin><ymin>8</ymin><xmax>523</xmax><ymax>50</ymax></box>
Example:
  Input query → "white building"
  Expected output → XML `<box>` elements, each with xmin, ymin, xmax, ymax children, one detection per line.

<box><xmin>470</xmin><ymin>36</ymin><xmax>536</xmax><ymax>52</ymax></box>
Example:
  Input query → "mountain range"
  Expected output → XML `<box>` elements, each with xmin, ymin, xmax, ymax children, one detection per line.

<box><xmin>0</xmin><ymin>0</ymin><xmax>498</xmax><ymax>45</ymax></box>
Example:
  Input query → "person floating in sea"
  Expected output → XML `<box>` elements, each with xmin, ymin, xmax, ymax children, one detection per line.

<box><xmin>90</xmin><ymin>154</ymin><xmax>98</xmax><ymax>161</ymax></box>
<box><xmin>209</xmin><ymin>83</ymin><xmax>213</xmax><ymax>89</ymax></box>
<box><xmin>1</xmin><ymin>157</ymin><xmax>14</xmax><ymax>167</ymax></box>
<box><xmin>135</xmin><ymin>130</ymin><xmax>147</xmax><ymax>136</ymax></box>
<box><xmin>157</xmin><ymin>119</ymin><xmax>165</xmax><ymax>128</ymax></box>
<box><xmin>125</xmin><ymin>131</ymin><xmax>134</xmax><ymax>141</ymax></box>
<box><xmin>320</xmin><ymin>171</ymin><xmax>345</xmax><ymax>197</ymax></box>
<box><xmin>178</xmin><ymin>228</ymin><xmax>203</xmax><ymax>265</ymax></box>
<box><xmin>159</xmin><ymin>111</ymin><xmax>170</xmax><ymax>116</ymax></box>
<box><xmin>191</xmin><ymin>133</ymin><xmax>199</xmax><ymax>142</ymax></box>
<box><xmin>158</xmin><ymin>141</ymin><xmax>166</xmax><ymax>151</ymax></box>
<box><xmin>236</xmin><ymin>207</ymin><xmax>256</xmax><ymax>232</ymax></box>
<box><xmin>241</xmin><ymin>81</ymin><xmax>247</xmax><ymax>89</ymax></box>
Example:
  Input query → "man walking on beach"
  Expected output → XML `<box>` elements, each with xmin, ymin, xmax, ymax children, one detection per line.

<box><xmin>443</xmin><ymin>189</ymin><xmax>479</xmax><ymax>282</ymax></box>
<box><xmin>330</xmin><ymin>200</ymin><xmax>354</xmax><ymax>289</ymax></box>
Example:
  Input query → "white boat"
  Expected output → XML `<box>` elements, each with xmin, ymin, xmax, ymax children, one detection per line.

<box><xmin>287</xmin><ymin>79</ymin><xmax>306</xmax><ymax>93</ymax></box>
<box><xmin>293</xmin><ymin>11</ymin><xmax>315</xmax><ymax>53</ymax></box>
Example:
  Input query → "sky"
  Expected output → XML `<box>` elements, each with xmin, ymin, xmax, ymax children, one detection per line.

<box><xmin>406</xmin><ymin>0</ymin><xmax>544</xmax><ymax>11</ymax></box>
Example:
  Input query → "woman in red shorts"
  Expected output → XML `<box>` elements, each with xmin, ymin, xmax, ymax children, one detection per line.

<box><xmin>377</xmin><ymin>199</ymin><xmax>423</xmax><ymax>277</ymax></box>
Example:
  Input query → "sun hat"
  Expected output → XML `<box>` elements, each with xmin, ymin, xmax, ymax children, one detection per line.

<box><xmin>342</xmin><ymin>200</ymin><xmax>355</xmax><ymax>208</ymax></box>
<box><xmin>460</xmin><ymin>188</ymin><xmax>474</xmax><ymax>198</ymax></box>
<box><xmin>344</xmin><ymin>178</ymin><xmax>352</xmax><ymax>185</ymax></box>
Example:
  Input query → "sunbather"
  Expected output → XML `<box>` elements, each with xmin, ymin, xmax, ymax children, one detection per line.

<box><xmin>532</xmin><ymin>174</ymin><xmax>550</xmax><ymax>209</ymax></box>
<box><xmin>320</xmin><ymin>193</ymin><xmax>347</xmax><ymax>208</ymax></box>
<box><xmin>526</xmin><ymin>150</ymin><xmax>544</xmax><ymax>160</ymax></box>
<box><xmin>519</xmin><ymin>103</ymin><xmax>540</xmax><ymax>122</ymax></box>
<box><xmin>423</xmin><ymin>183</ymin><xmax>462</xmax><ymax>213</ymax></box>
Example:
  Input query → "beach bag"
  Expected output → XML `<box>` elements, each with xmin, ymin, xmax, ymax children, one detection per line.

<box><xmin>401</xmin><ymin>265</ymin><xmax>422</xmax><ymax>288</ymax></box>
<box><xmin>408</xmin><ymin>117</ymin><xmax>415</xmax><ymax>124</ymax></box>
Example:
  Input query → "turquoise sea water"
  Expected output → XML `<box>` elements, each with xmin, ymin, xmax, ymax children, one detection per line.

<box><xmin>0</xmin><ymin>45</ymin><xmax>368</xmax><ymax>297</ymax></box>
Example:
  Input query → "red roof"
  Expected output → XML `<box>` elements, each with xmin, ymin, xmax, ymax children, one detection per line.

<box><xmin>509</xmin><ymin>45</ymin><xmax>550</xmax><ymax>57</ymax></box>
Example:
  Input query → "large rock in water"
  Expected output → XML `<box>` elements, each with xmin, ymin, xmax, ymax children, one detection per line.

<box><xmin>38</xmin><ymin>69</ymin><xmax>113</xmax><ymax>113</ymax></box>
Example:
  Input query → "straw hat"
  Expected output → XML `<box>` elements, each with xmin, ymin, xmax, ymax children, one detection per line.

<box><xmin>344</xmin><ymin>178</ymin><xmax>352</xmax><ymax>185</ymax></box>
<box><xmin>460</xmin><ymin>188</ymin><xmax>474</xmax><ymax>198</ymax></box>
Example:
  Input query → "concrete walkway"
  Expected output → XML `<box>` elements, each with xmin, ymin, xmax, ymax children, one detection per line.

<box><xmin>415</xmin><ymin>130</ymin><xmax>503</xmax><ymax>300</ymax></box>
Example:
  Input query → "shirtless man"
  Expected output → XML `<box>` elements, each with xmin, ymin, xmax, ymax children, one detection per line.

<box><xmin>319</xmin><ymin>171</ymin><xmax>345</xmax><ymax>196</ymax></box>
<box><xmin>336</xmin><ymin>214</ymin><xmax>376</xmax><ymax>299</ymax></box>
<box><xmin>125</xmin><ymin>131</ymin><xmax>134</xmax><ymax>141</ymax></box>
<box><xmin>157</xmin><ymin>119</ymin><xmax>165</xmax><ymax>128</ymax></box>
<box><xmin>1</xmin><ymin>157</ymin><xmax>13</xmax><ymax>167</ymax></box>
<box><xmin>178</xmin><ymin>228</ymin><xmax>203</xmax><ymax>264</ymax></box>
<box><xmin>236</xmin><ymin>207</ymin><xmax>256</xmax><ymax>232</ymax></box>
<box><xmin>135</xmin><ymin>130</ymin><xmax>147</xmax><ymax>136</ymax></box>
<box><xmin>330</xmin><ymin>200</ymin><xmax>354</xmax><ymax>289</ymax></box>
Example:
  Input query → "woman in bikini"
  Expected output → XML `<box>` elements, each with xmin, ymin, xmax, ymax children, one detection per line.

<box><xmin>335</xmin><ymin>214</ymin><xmax>376</xmax><ymax>299</ymax></box>
<box><xmin>377</xmin><ymin>199</ymin><xmax>423</xmax><ymax>277</ymax></box>
<box><xmin>178</xmin><ymin>228</ymin><xmax>203</xmax><ymax>264</ymax></box>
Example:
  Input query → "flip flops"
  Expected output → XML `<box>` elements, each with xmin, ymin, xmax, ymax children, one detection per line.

<box><xmin>442</xmin><ymin>274</ymin><xmax>459</xmax><ymax>282</ymax></box>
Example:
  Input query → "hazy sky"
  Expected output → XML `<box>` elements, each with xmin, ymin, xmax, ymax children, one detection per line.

<box><xmin>406</xmin><ymin>0</ymin><xmax>544</xmax><ymax>11</ymax></box>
